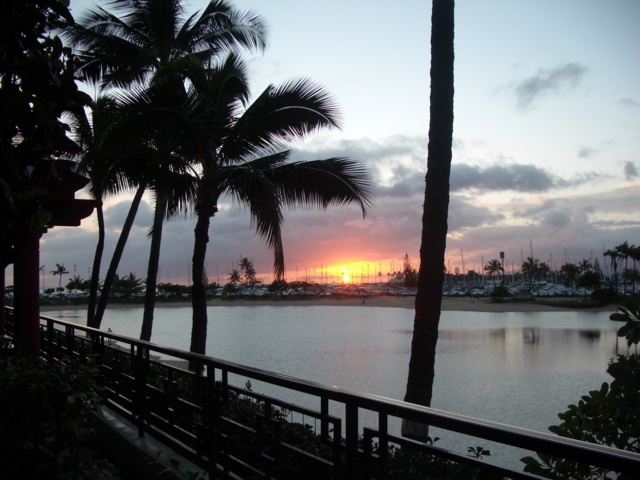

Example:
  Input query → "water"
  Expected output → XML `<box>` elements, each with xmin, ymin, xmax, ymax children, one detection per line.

<box><xmin>54</xmin><ymin>305</ymin><xmax>625</xmax><ymax>466</ymax></box>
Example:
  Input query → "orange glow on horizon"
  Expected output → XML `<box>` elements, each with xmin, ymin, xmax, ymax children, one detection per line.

<box><xmin>282</xmin><ymin>260</ymin><xmax>402</xmax><ymax>285</ymax></box>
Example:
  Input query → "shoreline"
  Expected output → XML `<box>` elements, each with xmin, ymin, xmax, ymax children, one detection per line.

<box><xmin>38</xmin><ymin>295</ymin><xmax>618</xmax><ymax>313</ymax></box>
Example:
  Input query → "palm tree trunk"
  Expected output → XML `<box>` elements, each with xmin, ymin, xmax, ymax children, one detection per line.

<box><xmin>189</xmin><ymin>205</ymin><xmax>216</xmax><ymax>361</ymax></box>
<box><xmin>403</xmin><ymin>0</ymin><xmax>454</xmax><ymax>440</ymax></box>
<box><xmin>140</xmin><ymin>191</ymin><xmax>167</xmax><ymax>341</ymax></box>
<box><xmin>87</xmin><ymin>203</ymin><xmax>105</xmax><ymax>327</ymax></box>
<box><xmin>91</xmin><ymin>184</ymin><xmax>145</xmax><ymax>329</ymax></box>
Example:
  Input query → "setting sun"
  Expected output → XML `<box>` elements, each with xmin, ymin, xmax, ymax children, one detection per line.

<box><xmin>342</xmin><ymin>273</ymin><xmax>350</xmax><ymax>283</ymax></box>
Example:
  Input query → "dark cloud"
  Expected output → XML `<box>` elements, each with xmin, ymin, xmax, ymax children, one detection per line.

<box><xmin>624</xmin><ymin>161</ymin><xmax>638</xmax><ymax>180</ymax></box>
<box><xmin>541</xmin><ymin>210</ymin><xmax>572</xmax><ymax>229</ymax></box>
<box><xmin>452</xmin><ymin>164</ymin><xmax>554</xmax><ymax>192</ymax></box>
<box><xmin>376</xmin><ymin>166</ymin><xmax>424</xmax><ymax>198</ymax></box>
<box><xmin>511</xmin><ymin>63</ymin><xmax>587</xmax><ymax>111</ymax></box>
<box><xmin>451</xmin><ymin>163</ymin><xmax>601</xmax><ymax>193</ymax></box>
<box><xmin>447</xmin><ymin>196</ymin><xmax>505</xmax><ymax>232</ymax></box>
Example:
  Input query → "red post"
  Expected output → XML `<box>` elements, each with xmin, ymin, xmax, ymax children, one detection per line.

<box><xmin>13</xmin><ymin>234</ymin><xmax>41</xmax><ymax>354</ymax></box>
<box><xmin>0</xmin><ymin>268</ymin><xmax>5</xmax><ymax>336</ymax></box>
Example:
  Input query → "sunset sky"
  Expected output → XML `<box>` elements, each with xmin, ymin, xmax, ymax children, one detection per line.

<box><xmin>9</xmin><ymin>0</ymin><xmax>639</xmax><ymax>288</ymax></box>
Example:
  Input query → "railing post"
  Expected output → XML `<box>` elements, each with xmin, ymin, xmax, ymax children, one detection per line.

<box><xmin>46</xmin><ymin>318</ymin><xmax>54</xmax><ymax>363</ymax></box>
<box><xmin>204</xmin><ymin>364</ymin><xmax>219</xmax><ymax>479</ymax></box>
<box><xmin>133</xmin><ymin>345</ymin><xmax>150</xmax><ymax>438</ymax></box>
<box><xmin>378</xmin><ymin>412</ymin><xmax>389</xmax><ymax>468</ymax></box>
<box><xmin>320</xmin><ymin>396</ymin><xmax>329</xmax><ymax>441</ymax></box>
<box><xmin>65</xmin><ymin>324</ymin><xmax>75</xmax><ymax>357</ymax></box>
<box><xmin>345</xmin><ymin>403</ymin><xmax>359</xmax><ymax>478</ymax></box>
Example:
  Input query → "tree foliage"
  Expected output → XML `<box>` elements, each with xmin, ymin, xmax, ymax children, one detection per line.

<box><xmin>401</xmin><ymin>253</ymin><xmax>418</xmax><ymax>287</ymax></box>
<box><xmin>522</xmin><ymin>301</ymin><xmax>640</xmax><ymax>479</ymax></box>
<box><xmin>0</xmin><ymin>0</ymin><xmax>91</xmax><ymax>267</ymax></box>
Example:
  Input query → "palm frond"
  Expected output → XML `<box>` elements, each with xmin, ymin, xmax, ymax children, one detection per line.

<box><xmin>184</xmin><ymin>0</ymin><xmax>268</xmax><ymax>56</ymax></box>
<box><xmin>220</xmin><ymin>78</ymin><xmax>341</xmax><ymax>160</ymax></box>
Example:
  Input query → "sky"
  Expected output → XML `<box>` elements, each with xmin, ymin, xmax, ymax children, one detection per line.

<box><xmin>9</xmin><ymin>0</ymin><xmax>640</xmax><ymax>288</ymax></box>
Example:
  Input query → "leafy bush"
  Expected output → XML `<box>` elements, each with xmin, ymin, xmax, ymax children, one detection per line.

<box><xmin>590</xmin><ymin>287</ymin><xmax>618</xmax><ymax>305</ymax></box>
<box><xmin>0</xmin><ymin>355</ymin><xmax>105</xmax><ymax>479</ymax></box>
<box><xmin>521</xmin><ymin>301</ymin><xmax>640</xmax><ymax>479</ymax></box>
<box><xmin>489</xmin><ymin>285</ymin><xmax>510</xmax><ymax>302</ymax></box>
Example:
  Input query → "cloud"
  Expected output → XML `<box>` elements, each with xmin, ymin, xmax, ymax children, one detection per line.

<box><xmin>447</xmin><ymin>196</ymin><xmax>505</xmax><ymax>232</ymax></box>
<box><xmin>450</xmin><ymin>163</ymin><xmax>601</xmax><ymax>193</ymax></box>
<box><xmin>103</xmin><ymin>199</ymin><xmax>153</xmax><ymax>230</ymax></box>
<box><xmin>542</xmin><ymin>210</ymin><xmax>572</xmax><ymax>229</ymax></box>
<box><xmin>624</xmin><ymin>161</ymin><xmax>638</xmax><ymax>180</ymax></box>
<box><xmin>511</xmin><ymin>62</ymin><xmax>587</xmax><ymax>111</ymax></box>
<box><xmin>618</xmin><ymin>97</ymin><xmax>640</xmax><ymax>108</ymax></box>
<box><xmin>578</xmin><ymin>147</ymin><xmax>597</xmax><ymax>158</ymax></box>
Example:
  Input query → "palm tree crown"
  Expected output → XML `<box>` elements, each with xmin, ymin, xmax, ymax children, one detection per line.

<box><xmin>171</xmin><ymin>58</ymin><xmax>373</xmax><ymax>357</ymax></box>
<box><xmin>66</xmin><ymin>0</ymin><xmax>267</xmax><ymax>89</ymax></box>
<box><xmin>484</xmin><ymin>259</ymin><xmax>503</xmax><ymax>278</ymax></box>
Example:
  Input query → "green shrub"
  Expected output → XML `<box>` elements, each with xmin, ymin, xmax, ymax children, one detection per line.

<box><xmin>522</xmin><ymin>301</ymin><xmax>640</xmax><ymax>479</ymax></box>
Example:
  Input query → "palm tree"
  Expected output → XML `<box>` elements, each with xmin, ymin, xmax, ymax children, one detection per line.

<box><xmin>71</xmin><ymin>95</ymin><xmax>146</xmax><ymax>328</ymax></box>
<box><xmin>616</xmin><ymin>241</ymin><xmax>633</xmax><ymax>295</ymax></box>
<box><xmin>65</xmin><ymin>0</ymin><xmax>267</xmax><ymax>334</ymax></box>
<box><xmin>521</xmin><ymin>256</ymin><xmax>539</xmax><ymax>291</ymax></box>
<box><xmin>630</xmin><ymin>245</ymin><xmax>640</xmax><ymax>295</ymax></box>
<box><xmin>577</xmin><ymin>258</ymin><xmax>593</xmax><ymax>273</ymax></box>
<box><xmin>402</xmin><ymin>0</ymin><xmax>455</xmax><ymax>439</ymax></box>
<box><xmin>66</xmin><ymin>275</ymin><xmax>89</xmax><ymax>293</ymax></box>
<box><xmin>560</xmin><ymin>263</ymin><xmax>580</xmax><ymax>290</ymax></box>
<box><xmin>483</xmin><ymin>259</ymin><xmax>503</xmax><ymax>283</ymax></box>
<box><xmin>50</xmin><ymin>263</ymin><xmax>69</xmax><ymax>291</ymax></box>
<box><xmin>538</xmin><ymin>262</ymin><xmax>550</xmax><ymax>282</ymax></box>
<box><xmin>182</xmin><ymin>66</ymin><xmax>372</xmax><ymax>358</ymax></box>
<box><xmin>604</xmin><ymin>247</ymin><xmax>620</xmax><ymax>291</ymax></box>
<box><xmin>228</xmin><ymin>269</ymin><xmax>241</xmax><ymax>286</ymax></box>
<box><xmin>65</xmin><ymin>0</ymin><xmax>266</xmax><ymax>91</ymax></box>
<box><xmin>113</xmin><ymin>82</ymin><xmax>202</xmax><ymax>340</ymax></box>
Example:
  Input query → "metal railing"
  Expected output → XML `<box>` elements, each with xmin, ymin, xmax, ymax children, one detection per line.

<box><xmin>4</xmin><ymin>307</ymin><xmax>640</xmax><ymax>479</ymax></box>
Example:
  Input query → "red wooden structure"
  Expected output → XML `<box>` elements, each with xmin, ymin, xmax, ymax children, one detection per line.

<box><xmin>12</xmin><ymin>164</ymin><xmax>98</xmax><ymax>353</ymax></box>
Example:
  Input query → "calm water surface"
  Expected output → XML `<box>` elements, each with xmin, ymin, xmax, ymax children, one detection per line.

<box><xmin>56</xmin><ymin>306</ymin><xmax>623</xmax><ymax>429</ymax></box>
<box><xmin>55</xmin><ymin>305</ymin><xmax>624</xmax><ymax>465</ymax></box>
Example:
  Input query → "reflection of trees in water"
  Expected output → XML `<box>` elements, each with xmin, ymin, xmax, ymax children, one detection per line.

<box><xmin>490</xmin><ymin>328</ymin><xmax>506</xmax><ymax>341</ymax></box>
<box><xmin>523</xmin><ymin>328</ymin><xmax>540</xmax><ymax>344</ymax></box>
<box><xmin>579</xmin><ymin>330</ymin><xmax>601</xmax><ymax>342</ymax></box>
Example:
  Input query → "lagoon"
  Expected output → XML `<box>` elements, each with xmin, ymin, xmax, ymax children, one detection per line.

<box><xmin>54</xmin><ymin>305</ymin><xmax>624</xmax><ymax>436</ymax></box>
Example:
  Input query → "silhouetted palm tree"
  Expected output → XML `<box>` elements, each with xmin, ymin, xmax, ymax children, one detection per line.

<box><xmin>50</xmin><ymin>263</ymin><xmax>69</xmax><ymax>291</ymax></box>
<box><xmin>403</xmin><ymin>0</ymin><xmax>455</xmax><ymax>439</ymax></box>
<box><xmin>166</xmin><ymin>59</ymin><xmax>372</xmax><ymax>358</ymax></box>
<box><xmin>66</xmin><ymin>0</ymin><xmax>267</xmax><ymax>335</ymax></box>
<box><xmin>228</xmin><ymin>269</ymin><xmax>241</xmax><ymax>285</ymax></box>
<box><xmin>630</xmin><ymin>245</ymin><xmax>640</xmax><ymax>295</ymax></box>
<box><xmin>484</xmin><ymin>259</ymin><xmax>504</xmax><ymax>283</ymax></box>
<box><xmin>604</xmin><ymin>247</ymin><xmax>620</xmax><ymax>290</ymax></box>
<box><xmin>521</xmin><ymin>256</ymin><xmax>539</xmax><ymax>291</ymax></box>
<box><xmin>560</xmin><ymin>262</ymin><xmax>580</xmax><ymax>289</ymax></box>
<box><xmin>616</xmin><ymin>241</ymin><xmax>633</xmax><ymax>295</ymax></box>
<box><xmin>577</xmin><ymin>258</ymin><xmax>593</xmax><ymax>273</ymax></box>
<box><xmin>71</xmin><ymin>95</ymin><xmax>145</xmax><ymax>327</ymax></box>
<box><xmin>65</xmin><ymin>0</ymin><xmax>266</xmax><ymax>91</ymax></box>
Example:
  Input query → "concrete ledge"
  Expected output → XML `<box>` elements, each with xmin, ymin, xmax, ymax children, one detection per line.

<box><xmin>91</xmin><ymin>407</ymin><xmax>206</xmax><ymax>479</ymax></box>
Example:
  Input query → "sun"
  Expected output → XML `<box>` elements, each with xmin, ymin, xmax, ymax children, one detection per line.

<box><xmin>342</xmin><ymin>273</ymin><xmax>350</xmax><ymax>283</ymax></box>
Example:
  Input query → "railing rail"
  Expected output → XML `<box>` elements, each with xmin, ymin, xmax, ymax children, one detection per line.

<box><xmin>4</xmin><ymin>307</ymin><xmax>640</xmax><ymax>479</ymax></box>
